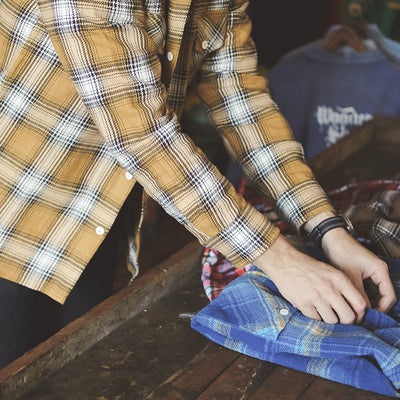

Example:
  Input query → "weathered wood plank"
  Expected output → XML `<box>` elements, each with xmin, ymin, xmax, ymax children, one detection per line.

<box><xmin>299</xmin><ymin>377</ymin><xmax>393</xmax><ymax>400</ymax></box>
<box><xmin>0</xmin><ymin>241</ymin><xmax>203</xmax><ymax>400</ymax></box>
<box><xmin>146</xmin><ymin>343</ymin><xmax>240</xmax><ymax>400</ymax></box>
<box><xmin>195</xmin><ymin>355</ymin><xmax>276</xmax><ymax>400</ymax></box>
<box><xmin>16</xmin><ymin>275</ymin><xmax>211</xmax><ymax>400</ymax></box>
<box><xmin>248</xmin><ymin>366</ymin><xmax>315</xmax><ymax>400</ymax></box>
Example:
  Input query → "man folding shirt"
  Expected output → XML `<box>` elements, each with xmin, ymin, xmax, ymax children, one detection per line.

<box><xmin>0</xmin><ymin>0</ymin><xmax>396</xmax><ymax>369</ymax></box>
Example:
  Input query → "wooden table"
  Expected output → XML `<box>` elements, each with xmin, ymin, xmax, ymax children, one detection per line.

<box><xmin>0</xmin><ymin>241</ymin><xmax>394</xmax><ymax>400</ymax></box>
<box><xmin>1</xmin><ymin>116</ymin><xmax>399</xmax><ymax>399</ymax></box>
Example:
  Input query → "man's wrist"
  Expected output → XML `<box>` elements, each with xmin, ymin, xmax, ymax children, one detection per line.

<box><xmin>302</xmin><ymin>211</ymin><xmax>356</xmax><ymax>249</ymax></box>
<box><xmin>320</xmin><ymin>225</ymin><xmax>353</xmax><ymax>251</ymax></box>
<box><xmin>302</xmin><ymin>211</ymin><xmax>336</xmax><ymax>234</ymax></box>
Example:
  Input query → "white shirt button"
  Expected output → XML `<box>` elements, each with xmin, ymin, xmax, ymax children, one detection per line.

<box><xmin>167</xmin><ymin>51</ymin><xmax>174</xmax><ymax>62</ymax></box>
<box><xmin>201</xmin><ymin>40</ymin><xmax>208</xmax><ymax>50</ymax></box>
<box><xmin>125</xmin><ymin>171</ymin><xmax>133</xmax><ymax>180</ymax></box>
<box><xmin>96</xmin><ymin>226</ymin><xmax>105</xmax><ymax>235</ymax></box>
<box><xmin>279</xmin><ymin>308</ymin><xmax>289</xmax><ymax>316</ymax></box>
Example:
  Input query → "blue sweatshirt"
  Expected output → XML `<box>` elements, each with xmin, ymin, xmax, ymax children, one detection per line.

<box><xmin>267</xmin><ymin>25</ymin><xmax>400</xmax><ymax>158</ymax></box>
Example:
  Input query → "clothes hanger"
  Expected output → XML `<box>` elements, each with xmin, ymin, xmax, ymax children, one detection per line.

<box><xmin>322</xmin><ymin>0</ymin><xmax>371</xmax><ymax>52</ymax></box>
<box><xmin>322</xmin><ymin>25</ymin><xmax>368</xmax><ymax>52</ymax></box>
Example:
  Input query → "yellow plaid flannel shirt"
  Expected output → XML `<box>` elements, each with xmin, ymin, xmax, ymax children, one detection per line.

<box><xmin>0</xmin><ymin>0</ymin><xmax>334</xmax><ymax>303</ymax></box>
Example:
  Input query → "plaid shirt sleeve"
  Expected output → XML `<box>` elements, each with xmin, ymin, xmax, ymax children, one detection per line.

<box><xmin>196</xmin><ymin>0</ymin><xmax>335</xmax><ymax>230</ymax></box>
<box><xmin>36</xmin><ymin>0</ymin><xmax>284</xmax><ymax>268</ymax></box>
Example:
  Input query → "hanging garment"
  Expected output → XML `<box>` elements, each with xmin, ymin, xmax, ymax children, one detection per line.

<box><xmin>367</xmin><ymin>24</ymin><xmax>400</xmax><ymax>65</ymax></box>
<box><xmin>267</xmin><ymin>25</ymin><xmax>400</xmax><ymax>158</ymax></box>
<box><xmin>192</xmin><ymin>257</ymin><xmax>400</xmax><ymax>397</ymax></box>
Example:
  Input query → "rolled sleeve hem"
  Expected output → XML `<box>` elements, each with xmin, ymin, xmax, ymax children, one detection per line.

<box><xmin>276</xmin><ymin>180</ymin><xmax>336</xmax><ymax>232</ymax></box>
<box><xmin>296</xmin><ymin>203</ymin><xmax>336</xmax><ymax>231</ymax></box>
<box><xmin>204</xmin><ymin>203</ymin><xmax>281</xmax><ymax>269</ymax></box>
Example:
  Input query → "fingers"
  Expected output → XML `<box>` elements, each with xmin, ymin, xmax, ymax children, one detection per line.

<box><xmin>339</xmin><ymin>278</ymin><xmax>367</xmax><ymax>324</ymax></box>
<box><xmin>366</xmin><ymin>260</ymin><xmax>397</xmax><ymax>313</ymax></box>
<box><xmin>307</xmin><ymin>267</ymin><xmax>394</xmax><ymax>325</ymax></box>
<box><xmin>300</xmin><ymin>306</ymin><xmax>322</xmax><ymax>322</ymax></box>
<box><xmin>352</xmin><ymin>276</ymin><xmax>372</xmax><ymax>310</ymax></box>
<box><xmin>374</xmin><ymin>272</ymin><xmax>397</xmax><ymax>313</ymax></box>
<box><xmin>342</xmin><ymin>272</ymin><xmax>371</xmax><ymax>320</ymax></box>
<box><xmin>301</xmin><ymin>296</ymin><xmax>361</xmax><ymax>325</ymax></box>
<box><xmin>331</xmin><ymin>299</ymin><xmax>357</xmax><ymax>324</ymax></box>
<box><xmin>314</xmin><ymin>303</ymin><xmax>339</xmax><ymax>324</ymax></box>
<box><xmin>298</xmin><ymin>273</ymin><xmax>367</xmax><ymax>325</ymax></box>
<box><xmin>321</xmin><ymin>231</ymin><xmax>397</xmax><ymax>316</ymax></box>
<box><xmin>315</xmin><ymin>294</ymin><xmax>361</xmax><ymax>325</ymax></box>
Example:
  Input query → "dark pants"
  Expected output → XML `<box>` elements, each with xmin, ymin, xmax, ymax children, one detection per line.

<box><xmin>0</xmin><ymin>223</ymin><xmax>118</xmax><ymax>369</ymax></box>
<box><xmin>0</xmin><ymin>184</ymin><xmax>144</xmax><ymax>369</ymax></box>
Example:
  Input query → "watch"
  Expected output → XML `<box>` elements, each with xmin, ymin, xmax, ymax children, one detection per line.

<box><xmin>308</xmin><ymin>215</ymin><xmax>354</xmax><ymax>248</ymax></box>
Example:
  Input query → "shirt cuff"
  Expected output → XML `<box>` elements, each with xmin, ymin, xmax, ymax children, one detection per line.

<box><xmin>276</xmin><ymin>180</ymin><xmax>336</xmax><ymax>231</ymax></box>
<box><xmin>204</xmin><ymin>202</ymin><xmax>280</xmax><ymax>269</ymax></box>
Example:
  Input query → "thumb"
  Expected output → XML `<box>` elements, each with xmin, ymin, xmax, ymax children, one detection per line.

<box><xmin>348</xmin><ymin>273</ymin><xmax>372</xmax><ymax>318</ymax></box>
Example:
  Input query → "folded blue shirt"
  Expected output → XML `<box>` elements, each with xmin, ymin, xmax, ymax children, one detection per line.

<box><xmin>191</xmin><ymin>257</ymin><xmax>400</xmax><ymax>397</ymax></box>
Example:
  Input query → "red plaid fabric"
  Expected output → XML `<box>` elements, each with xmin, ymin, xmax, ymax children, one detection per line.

<box><xmin>329</xmin><ymin>180</ymin><xmax>400</xmax><ymax>212</ymax></box>
<box><xmin>202</xmin><ymin>179</ymin><xmax>400</xmax><ymax>301</ymax></box>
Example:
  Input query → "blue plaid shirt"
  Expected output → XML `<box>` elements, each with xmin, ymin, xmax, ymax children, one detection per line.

<box><xmin>192</xmin><ymin>257</ymin><xmax>400</xmax><ymax>397</ymax></box>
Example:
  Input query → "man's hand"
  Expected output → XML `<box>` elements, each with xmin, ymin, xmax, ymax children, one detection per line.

<box><xmin>321</xmin><ymin>227</ymin><xmax>396</xmax><ymax>314</ymax></box>
<box><xmin>253</xmin><ymin>235</ymin><xmax>369</xmax><ymax>324</ymax></box>
<box><xmin>305</xmin><ymin>211</ymin><xmax>396</xmax><ymax>316</ymax></box>
<box><xmin>253</xmin><ymin>216</ymin><xmax>397</xmax><ymax>325</ymax></box>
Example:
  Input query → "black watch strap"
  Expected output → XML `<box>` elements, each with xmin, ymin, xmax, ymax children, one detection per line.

<box><xmin>309</xmin><ymin>216</ymin><xmax>354</xmax><ymax>248</ymax></box>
